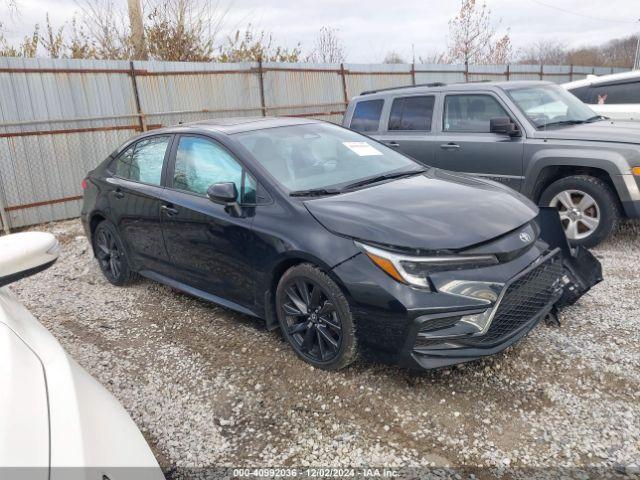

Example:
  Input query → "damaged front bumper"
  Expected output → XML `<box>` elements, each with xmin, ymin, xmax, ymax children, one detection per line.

<box><xmin>404</xmin><ymin>207</ymin><xmax>603</xmax><ymax>369</ymax></box>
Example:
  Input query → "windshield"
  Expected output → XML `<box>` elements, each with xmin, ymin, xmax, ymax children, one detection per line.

<box><xmin>234</xmin><ymin>122</ymin><xmax>421</xmax><ymax>193</ymax></box>
<box><xmin>507</xmin><ymin>84</ymin><xmax>599</xmax><ymax>129</ymax></box>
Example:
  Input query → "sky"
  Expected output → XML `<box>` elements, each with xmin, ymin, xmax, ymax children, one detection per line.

<box><xmin>1</xmin><ymin>0</ymin><xmax>639</xmax><ymax>62</ymax></box>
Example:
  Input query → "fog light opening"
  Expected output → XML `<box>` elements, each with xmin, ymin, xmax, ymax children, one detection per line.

<box><xmin>458</xmin><ymin>309</ymin><xmax>492</xmax><ymax>334</ymax></box>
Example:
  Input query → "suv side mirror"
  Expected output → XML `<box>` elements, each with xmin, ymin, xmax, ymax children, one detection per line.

<box><xmin>207</xmin><ymin>182</ymin><xmax>242</xmax><ymax>216</ymax></box>
<box><xmin>490</xmin><ymin>117</ymin><xmax>520</xmax><ymax>137</ymax></box>
<box><xmin>0</xmin><ymin>232</ymin><xmax>59</xmax><ymax>287</ymax></box>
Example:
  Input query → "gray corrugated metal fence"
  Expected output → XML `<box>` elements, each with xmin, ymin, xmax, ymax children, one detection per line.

<box><xmin>0</xmin><ymin>57</ymin><xmax>628</xmax><ymax>232</ymax></box>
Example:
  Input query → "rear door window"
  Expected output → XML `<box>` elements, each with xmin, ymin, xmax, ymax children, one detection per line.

<box><xmin>443</xmin><ymin>94</ymin><xmax>509</xmax><ymax>133</ymax></box>
<box><xmin>388</xmin><ymin>95</ymin><xmax>435</xmax><ymax>131</ymax></box>
<box><xmin>350</xmin><ymin>99</ymin><xmax>384</xmax><ymax>132</ymax></box>
<box><xmin>113</xmin><ymin>136</ymin><xmax>171</xmax><ymax>186</ymax></box>
<box><xmin>589</xmin><ymin>81</ymin><xmax>640</xmax><ymax>105</ymax></box>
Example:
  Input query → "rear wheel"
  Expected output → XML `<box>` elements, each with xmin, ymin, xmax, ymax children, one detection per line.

<box><xmin>276</xmin><ymin>263</ymin><xmax>357</xmax><ymax>370</ymax></box>
<box><xmin>539</xmin><ymin>175</ymin><xmax>620</xmax><ymax>248</ymax></box>
<box><xmin>93</xmin><ymin>221</ymin><xmax>137</xmax><ymax>286</ymax></box>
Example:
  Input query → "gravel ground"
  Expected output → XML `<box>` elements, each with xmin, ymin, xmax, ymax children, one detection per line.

<box><xmin>9</xmin><ymin>219</ymin><xmax>640</xmax><ymax>478</ymax></box>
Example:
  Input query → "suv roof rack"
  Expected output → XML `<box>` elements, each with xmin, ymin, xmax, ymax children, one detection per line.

<box><xmin>360</xmin><ymin>82</ymin><xmax>446</xmax><ymax>96</ymax></box>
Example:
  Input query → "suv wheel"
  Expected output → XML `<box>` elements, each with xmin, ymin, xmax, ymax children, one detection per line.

<box><xmin>276</xmin><ymin>263</ymin><xmax>358</xmax><ymax>370</ymax></box>
<box><xmin>539</xmin><ymin>175</ymin><xmax>620</xmax><ymax>247</ymax></box>
<box><xmin>93</xmin><ymin>221</ymin><xmax>138</xmax><ymax>286</ymax></box>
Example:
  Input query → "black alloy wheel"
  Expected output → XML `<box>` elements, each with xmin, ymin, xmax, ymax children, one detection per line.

<box><xmin>276</xmin><ymin>263</ymin><xmax>357</xmax><ymax>370</ymax></box>
<box><xmin>93</xmin><ymin>221</ymin><xmax>137</xmax><ymax>286</ymax></box>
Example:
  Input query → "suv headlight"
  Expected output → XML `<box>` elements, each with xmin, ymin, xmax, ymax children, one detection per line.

<box><xmin>355</xmin><ymin>242</ymin><xmax>498</xmax><ymax>288</ymax></box>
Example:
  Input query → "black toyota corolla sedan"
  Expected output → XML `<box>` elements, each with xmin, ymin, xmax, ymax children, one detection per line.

<box><xmin>81</xmin><ymin>117</ymin><xmax>601</xmax><ymax>370</ymax></box>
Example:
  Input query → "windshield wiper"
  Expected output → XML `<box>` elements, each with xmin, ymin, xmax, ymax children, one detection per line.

<box><xmin>341</xmin><ymin>168</ymin><xmax>426</xmax><ymax>192</ymax></box>
<box><xmin>289</xmin><ymin>187</ymin><xmax>341</xmax><ymax>197</ymax></box>
<box><xmin>585</xmin><ymin>115</ymin><xmax>607</xmax><ymax>122</ymax></box>
<box><xmin>537</xmin><ymin>119</ymin><xmax>586</xmax><ymax>129</ymax></box>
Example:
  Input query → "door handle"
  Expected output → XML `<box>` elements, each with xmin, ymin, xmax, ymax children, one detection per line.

<box><xmin>386</xmin><ymin>141</ymin><xmax>400</xmax><ymax>147</ymax></box>
<box><xmin>111</xmin><ymin>189</ymin><xmax>125</xmax><ymax>199</ymax></box>
<box><xmin>160</xmin><ymin>205</ymin><xmax>179</xmax><ymax>216</ymax></box>
<box><xmin>440</xmin><ymin>143</ymin><xmax>460</xmax><ymax>150</ymax></box>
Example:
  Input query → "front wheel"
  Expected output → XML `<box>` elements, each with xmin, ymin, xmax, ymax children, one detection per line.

<box><xmin>276</xmin><ymin>263</ymin><xmax>358</xmax><ymax>370</ymax></box>
<box><xmin>539</xmin><ymin>175</ymin><xmax>620</xmax><ymax>248</ymax></box>
<box><xmin>93</xmin><ymin>221</ymin><xmax>138</xmax><ymax>286</ymax></box>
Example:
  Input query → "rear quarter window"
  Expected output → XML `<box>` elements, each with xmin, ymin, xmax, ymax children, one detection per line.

<box><xmin>568</xmin><ymin>86</ymin><xmax>592</xmax><ymax>103</ymax></box>
<box><xmin>589</xmin><ymin>81</ymin><xmax>640</xmax><ymax>105</ymax></box>
<box><xmin>388</xmin><ymin>95</ymin><xmax>435</xmax><ymax>131</ymax></box>
<box><xmin>350</xmin><ymin>99</ymin><xmax>384</xmax><ymax>132</ymax></box>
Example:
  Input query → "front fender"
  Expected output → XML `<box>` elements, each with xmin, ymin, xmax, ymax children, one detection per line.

<box><xmin>523</xmin><ymin>144</ymin><xmax>632</xmax><ymax>198</ymax></box>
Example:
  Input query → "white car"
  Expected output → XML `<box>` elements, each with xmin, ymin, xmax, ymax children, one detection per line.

<box><xmin>0</xmin><ymin>232</ymin><xmax>164</xmax><ymax>480</ymax></box>
<box><xmin>563</xmin><ymin>70</ymin><xmax>640</xmax><ymax>121</ymax></box>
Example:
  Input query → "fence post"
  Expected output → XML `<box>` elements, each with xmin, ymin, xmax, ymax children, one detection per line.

<box><xmin>411</xmin><ymin>63</ymin><xmax>416</xmax><ymax>85</ymax></box>
<box><xmin>464</xmin><ymin>60</ymin><xmax>469</xmax><ymax>82</ymax></box>
<box><xmin>340</xmin><ymin>63</ymin><xmax>349</xmax><ymax>107</ymax></box>
<box><xmin>258</xmin><ymin>59</ymin><xmax>267</xmax><ymax>117</ymax></box>
<box><xmin>569</xmin><ymin>64</ymin><xmax>574</xmax><ymax>82</ymax></box>
<box><xmin>539</xmin><ymin>64</ymin><xmax>544</xmax><ymax>80</ymax></box>
<box><xmin>129</xmin><ymin>61</ymin><xmax>146</xmax><ymax>131</ymax></box>
<box><xmin>0</xmin><ymin>203</ymin><xmax>9</xmax><ymax>235</ymax></box>
<box><xmin>505</xmin><ymin>64</ymin><xmax>510</xmax><ymax>81</ymax></box>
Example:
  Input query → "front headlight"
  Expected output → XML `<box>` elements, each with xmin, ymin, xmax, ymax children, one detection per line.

<box><xmin>355</xmin><ymin>242</ymin><xmax>498</xmax><ymax>288</ymax></box>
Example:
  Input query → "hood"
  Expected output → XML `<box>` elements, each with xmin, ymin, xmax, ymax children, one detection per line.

<box><xmin>304</xmin><ymin>169</ymin><xmax>538</xmax><ymax>251</ymax></box>
<box><xmin>534</xmin><ymin>119</ymin><xmax>640</xmax><ymax>144</ymax></box>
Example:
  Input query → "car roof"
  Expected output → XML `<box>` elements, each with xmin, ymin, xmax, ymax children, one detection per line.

<box><xmin>159</xmin><ymin>116</ymin><xmax>319</xmax><ymax>135</ymax></box>
<box><xmin>563</xmin><ymin>70</ymin><xmax>640</xmax><ymax>89</ymax></box>
<box><xmin>351</xmin><ymin>80</ymin><xmax>554</xmax><ymax>101</ymax></box>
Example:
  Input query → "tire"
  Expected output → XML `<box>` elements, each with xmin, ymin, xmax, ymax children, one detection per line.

<box><xmin>539</xmin><ymin>175</ymin><xmax>620</xmax><ymax>248</ymax></box>
<box><xmin>276</xmin><ymin>263</ymin><xmax>358</xmax><ymax>370</ymax></box>
<box><xmin>92</xmin><ymin>220</ymin><xmax>138</xmax><ymax>286</ymax></box>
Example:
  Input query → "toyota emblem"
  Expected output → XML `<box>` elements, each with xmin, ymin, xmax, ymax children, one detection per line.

<box><xmin>519</xmin><ymin>231</ymin><xmax>532</xmax><ymax>243</ymax></box>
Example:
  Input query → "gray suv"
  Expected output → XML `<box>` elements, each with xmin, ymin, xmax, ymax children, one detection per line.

<box><xmin>342</xmin><ymin>81</ymin><xmax>640</xmax><ymax>246</ymax></box>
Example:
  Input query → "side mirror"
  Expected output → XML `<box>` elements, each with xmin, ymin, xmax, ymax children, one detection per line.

<box><xmin>490</xmin><ymin>117</ymin><xmax>520</xmax><ymax>137</ymax></box>
<box><xmin>207</xmin><ymin>182</ymin><xmax>242</xmax><ymax>216</ymax></box>
<box><xmin>0</xmin><ymin>232</ymin><xmax>59</xmax><ymax>287</ymax></box>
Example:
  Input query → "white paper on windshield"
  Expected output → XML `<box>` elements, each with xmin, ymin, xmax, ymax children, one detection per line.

<box><xmin>342</xmin><ymin>141</ymin><xmax>383</xmax><ymax>156</ymax></box>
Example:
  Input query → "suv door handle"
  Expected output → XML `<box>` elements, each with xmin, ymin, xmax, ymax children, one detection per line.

<box><xmin>440</xmin><ymin>143</ymin><xmax>460</xmax><ymax>150</ymax></box>
<box><xmin>111</xmin><ymin>189</ymin><xmax>125</xmax><ymax>199</ymax></box>
<box><xmin>386</xmin><ymin>141</ymin><xmax>400</xmax><ymax>147</ymax></box>
<box><xmin>160</xmin><ymin>204</ymin><xmax>179</xmax><ymax>216</ymax></box>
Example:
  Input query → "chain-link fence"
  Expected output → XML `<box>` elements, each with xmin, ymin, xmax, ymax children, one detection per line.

<box><xmin>0</xmin><ymin>57</ymin><xmax>628</xmax><ymax>232</ymax></box>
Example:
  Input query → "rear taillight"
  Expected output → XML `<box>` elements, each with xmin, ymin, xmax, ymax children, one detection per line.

<box><xmin>81</xmin><ymin>178</ymin><xmax>88</xmax><ymax>190</ymax></box>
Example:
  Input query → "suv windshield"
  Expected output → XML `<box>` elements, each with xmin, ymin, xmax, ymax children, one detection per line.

<box><xmin>507</xmin><ymin>84</ymin><xmax>600</xmax><ymax>129</ymax></box>
<box><xmin>234</xmin><ymin>122</ymin><xmax>421</xmax><ymax>194</ymax></box>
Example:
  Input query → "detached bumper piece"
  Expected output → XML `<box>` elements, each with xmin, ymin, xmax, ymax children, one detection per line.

<box><xmin>410</xmin><ymin>208</ymin><xmax>602</xmax><ymax>369</ymax></box>
<box><xmin>536</xmin><ymin>206</ymin><xmax>603</xmax><ymax>308</ymax></box>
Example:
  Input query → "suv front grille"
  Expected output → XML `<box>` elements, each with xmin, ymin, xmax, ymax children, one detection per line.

<box><xmin>414</xmin><ymin>253</ymin><xmax>563</xmax><ymax>350</ymax></box>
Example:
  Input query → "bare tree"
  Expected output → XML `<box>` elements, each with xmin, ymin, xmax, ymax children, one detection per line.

<box><xmin>599</xmin><ymin>35</ymin><xmax>637</xmax><ymax>68</ymax></box>
<box><xmin>145</xmin><ymin>0</ymin><xmax>228</xmax><ymax>61</ymax></box>
<box><xmin>383</xmin><ymin>51</ymin><xmax>405</xmax><ymax>64</ymax></box>
<box><xmin>217</xmin><ymin>24</ymin><xmax>302</xmax><ymax>62</ymax></box>
<box><xmin>307</xmin><ymin>26</ymin><xmax>345</xmax><ymax>63</ymax></box>
<box><xmin>41</xmin><ymin>14</ymin><xmax>65</xmax><ymax>58</ymax></box>
<box><xmin>446</xmin><ymin>0</ymin><xmax>512</xmax><ymax>66</ymax></box>
<box><xmin>418</xmin><ymin>49</ymin><xmax>449</xmax><ymax>64</ymax></box>
<box><xmin>517</xmin><ymin>39</ymin><xmax>567</xmax><ymax>65</ymax></box>
<box><xmin>76</xmin><ymin>0</ymin><xmax>133</xmax><ymax>59</ymax></box>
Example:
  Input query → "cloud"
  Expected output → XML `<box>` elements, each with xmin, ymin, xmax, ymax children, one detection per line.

<box><xmin>1</xmin><ymin>0</ymin><xmax>638</xmax><ymax>62</ymax></box>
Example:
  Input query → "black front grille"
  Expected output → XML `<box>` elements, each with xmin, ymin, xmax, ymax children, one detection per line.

<box><xmin>464</xmin><ymin>255</ymin><xmax>562</xmax><ymax>346</ymax></box>
<box><xmin>414</xmin><ymin>254</ymin><xmax>563</xmax><ymax>351</ymax></box>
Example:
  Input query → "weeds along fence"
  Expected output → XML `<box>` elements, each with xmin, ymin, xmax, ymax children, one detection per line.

<box><xmin>0</xmin><ymin>57</ymin><xmax>628</xmax><ymax>232</ymax></box>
